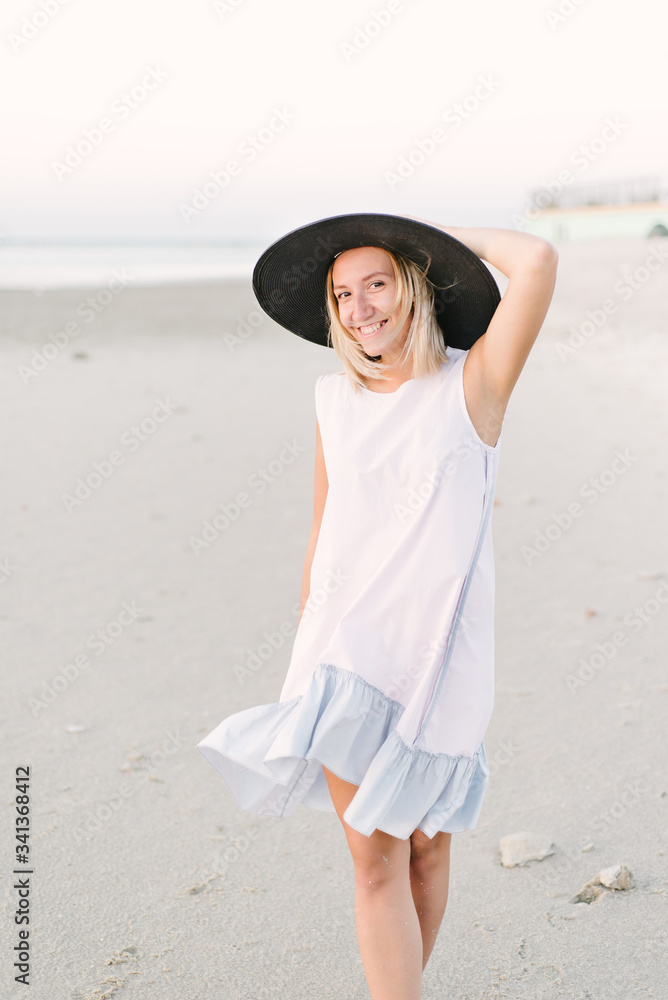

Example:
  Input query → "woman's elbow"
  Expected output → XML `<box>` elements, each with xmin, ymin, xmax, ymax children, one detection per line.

<box><xmin>530</xmin><ymin>237</ymin><xmax>559</xmax><ymax>273</ymax></box>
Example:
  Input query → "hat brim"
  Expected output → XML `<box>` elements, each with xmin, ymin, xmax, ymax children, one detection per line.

<box><xmin>252</xmin><ymin>212</ymin><xmax>500</xmax><ymax>351</ymax></box>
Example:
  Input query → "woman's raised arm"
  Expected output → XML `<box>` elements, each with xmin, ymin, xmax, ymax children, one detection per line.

<box><xmin>405</xmin><ymin>217</ymin><xmax>558</xmax><ymax>410</ymax></box>
<box><xmin>404</xmin><ymin>216</ymin><xmax>558</xmax><ymax>446</ymax></box>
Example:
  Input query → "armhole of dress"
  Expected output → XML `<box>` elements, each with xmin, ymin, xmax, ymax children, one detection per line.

<box><xmin>315</xmin><ymin>374</ymin><xmax>324</xmax><ymax>427</ymax></box>
<box><xmin>456</xmin><ymin>353</ymin><xmax>502</xmax><ymax>453</ymax></box>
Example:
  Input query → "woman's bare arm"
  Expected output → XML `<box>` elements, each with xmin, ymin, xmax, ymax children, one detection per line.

<box><xmin>404</xmin><ymin>216</ymin><xmax>558</xmax><ymax>445</ymax></box>
<box><xmin>298</xmin><ymin>417</ymin><xmax>329</xmax><ymax>625</ymax></box>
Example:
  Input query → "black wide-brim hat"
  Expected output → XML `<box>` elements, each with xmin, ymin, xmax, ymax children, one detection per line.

<box><xmin>252</xmin><ymin>212</ymin><xmax>500</xmax><ymax>351</ymax></box>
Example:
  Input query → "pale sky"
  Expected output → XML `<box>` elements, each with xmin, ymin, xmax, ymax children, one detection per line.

<box><xmin>2</xmin><ymin>0</ymin><xmax>666</xmax><ymax>243</ymax></box>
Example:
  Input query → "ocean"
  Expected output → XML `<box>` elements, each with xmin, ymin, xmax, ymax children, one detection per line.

<box><xmin>0</xmin><ymin>243</ymin><xmax>267</xmax><ymax>289</ymax></box>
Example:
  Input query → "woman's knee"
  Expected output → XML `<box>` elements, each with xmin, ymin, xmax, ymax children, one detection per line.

<box><xmin>322</xmin><ymin>763</ymin><xmax>411</xmax><ymax>887</ymax></box>
<box><xmin>409</xmin><ymin>829</ymin><xmax>451</xmax><ymax>876</ymax></box>
<box><xmin>351</xmin><ymin>833</ymin><xmax>411</xmax><ymax>890</ymax></box>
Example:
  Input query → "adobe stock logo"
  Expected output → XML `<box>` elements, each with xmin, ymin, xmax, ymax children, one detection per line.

<box><xmin>384</xmin><ymin>75</ymin><xmax>501</xmax><ymax>190</ymax></box>
<box><xmin>50</xmin><ymin>67</ymin><xmax>169</xmax><ymax>180</ymax></box>
<box><xmin>521</xmin><ymin>449</ymin><xmax>637</xmax><ymax>566</ymax></box>
<box><xmin>339</xmin><ymin>1</ymin><xmax>403</xmax><ymax>63</ymax></box>
<box><xmin>178</xmin><ymin>108</ymin><xmax>296</xmax><ymax>223</ymax></box>
<box><xmin>189</xmin><ymin>440</ymin><xmax>305</xmax><ymax>554</ymax></box>
<box><xmin>8</xmin><ymin>0</ymin><xmax>71</xmax><ymax>53</ymax></box>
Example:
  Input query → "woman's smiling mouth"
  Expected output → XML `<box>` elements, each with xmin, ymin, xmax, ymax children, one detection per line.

<box><xmin>358</xmin><ymin>319</ymin><xmax>388</xmax><ymax>337</ymax></box>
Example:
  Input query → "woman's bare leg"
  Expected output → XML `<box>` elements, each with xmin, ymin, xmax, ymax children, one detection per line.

<box><xmin>322</xmin><ymin>764</ymin><xmax>423</xmax><ymax>1000</ymax></box>
<box><xmin>408</xmin><ymin>828</ymin><xmax>452</xmax><ymax>969</ymax></box>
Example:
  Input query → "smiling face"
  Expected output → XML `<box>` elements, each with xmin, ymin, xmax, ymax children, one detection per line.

<box><xmin>331</xmin><ymin>246</ymin><xmax>412</xmax><ymax>355</ymax></box>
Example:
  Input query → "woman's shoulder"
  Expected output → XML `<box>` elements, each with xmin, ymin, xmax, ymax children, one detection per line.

<box><xmin>424</xmin><ymin>346</ymin><xmax>466</xmax><ymax>386</ymax></box>
<box><xmin>314</xmin><ymin>370</ymin><xmax>347</xmax><ymax>409</ymax></box>
<box><xmin>315</xmin><ymin>369</ymin><xmax>348</xmax><ymax>395</ymax></box>
<box><xmin>316</xmin><ymin>369</ymin><xmax>347</xmax><ymax>394</ymax></box>
<box><xmin>316</xmin><ymin>369</ymin><xmax>346</xmax><ymax>384</ymax></box>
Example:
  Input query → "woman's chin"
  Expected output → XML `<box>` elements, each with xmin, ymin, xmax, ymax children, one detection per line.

<box><xmin>356</xmin><ymin>332</ymin><xmax>391</xmax><ymax>355</ymax></box>
<box><xmin>359</xmin><ymin>341</ymin><xmax>384</xmax><ymax>359</ymax></box>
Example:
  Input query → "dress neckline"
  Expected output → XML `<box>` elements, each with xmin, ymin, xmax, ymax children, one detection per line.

<box><xmin>359</xmin><ymin>377</ymin><xmax>415</xmax><ymax>397</ymax></box>
<box><xmin>358</xmin><ymin>352</ymin><xmax>454</xmax><ymax>397</ymax></box>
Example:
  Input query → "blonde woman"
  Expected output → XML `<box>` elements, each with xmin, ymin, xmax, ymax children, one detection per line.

<box><xmin>198</xmin><ymin>213</ymin><xmax>558</xmax><ymax>1000</ymax></box>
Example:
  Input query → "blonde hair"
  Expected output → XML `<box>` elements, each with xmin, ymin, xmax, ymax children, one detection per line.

<box><xmin>324</xmin><ymin>246</ymin><xmax>451</xmax><ymax>392</ymax></box>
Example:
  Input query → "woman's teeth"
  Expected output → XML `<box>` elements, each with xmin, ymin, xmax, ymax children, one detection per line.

<box><xmin>359</xmin><ymin>319</ymin><xmax>388</xmax><ymax>336</ymax></box>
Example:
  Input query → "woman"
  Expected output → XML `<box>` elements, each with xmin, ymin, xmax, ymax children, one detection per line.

<box><xmin>198</xmin><ymin>213</ymin><xmax>558</xmax><ymax>1000</ymax></box>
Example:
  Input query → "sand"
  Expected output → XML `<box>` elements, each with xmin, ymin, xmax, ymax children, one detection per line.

<box><xmin>1</xmin><ymin>236</ymin><xmax>666</xmax><ymax>999</ymax></box>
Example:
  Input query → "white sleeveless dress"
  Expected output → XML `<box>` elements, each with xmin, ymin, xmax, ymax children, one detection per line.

<box><xmin>197</xmin><ymin>345</ymin><xmax>502</xmax><ymax>839</ymax></box>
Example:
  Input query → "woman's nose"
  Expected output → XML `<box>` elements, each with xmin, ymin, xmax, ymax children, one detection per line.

<box><xmin>350</xmin><ymin>295</ymin><xmax>374</xmax><ymax>324</ymax></box>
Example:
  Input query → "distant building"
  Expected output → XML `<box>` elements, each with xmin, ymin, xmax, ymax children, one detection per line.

<box><xmin>519</xmin><ymin>175</ymin><xmax>668</xmax><ymax>241</ymax></box>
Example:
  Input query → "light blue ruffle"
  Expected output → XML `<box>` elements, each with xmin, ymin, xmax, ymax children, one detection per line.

<box><xmin>196</xmin><ymin>661</ymin><xmax>488</xmax><ymax>840</ymax></box>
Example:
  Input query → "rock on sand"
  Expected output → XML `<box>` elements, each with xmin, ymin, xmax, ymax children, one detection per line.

<box><xmin>499</xmin><ymin>831</ymin><xmax>555</xmax><ymax>868</ymax></box>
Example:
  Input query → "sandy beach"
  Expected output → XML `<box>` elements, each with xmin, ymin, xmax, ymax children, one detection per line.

<box><xmin>1</xmin><ymin>235</ymin><xmax>667</xmax><ymax>999</ymax></box>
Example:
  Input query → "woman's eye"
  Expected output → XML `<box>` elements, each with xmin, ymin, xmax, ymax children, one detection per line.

<box><xmin>336</xmin><ymin>282</ymin><xmax>383</xmax><ymax>299</ymax></box>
